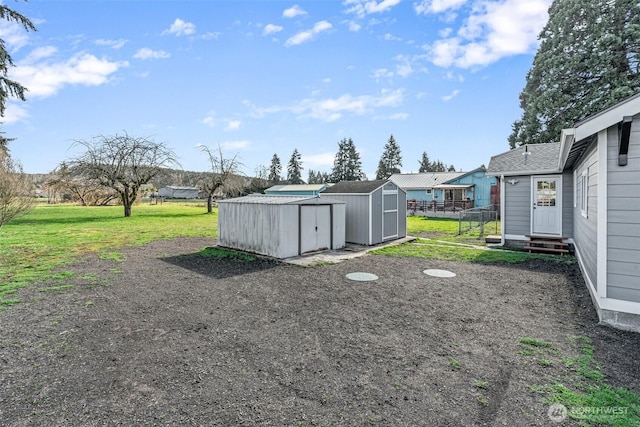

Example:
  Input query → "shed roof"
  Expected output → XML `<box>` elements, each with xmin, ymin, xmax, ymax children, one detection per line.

<box><xmin>321</xmin><ymin>179</ymin><xmax>393</xmax><ymax>194</ymax></box>
<box><xmin>265</xmin><ymin>184</ymin><xmax>327</xmax><ymax>192</ymax></box>
<box><xmin>218</xmin><ymin>194</ymin><xmax>344</xmax><ymax>205</ymax></box>
<box><xmin>389</xmin><ymin>172</ymin><xmax>464</xmax><ymax>189</ymax></box>
<box><xmin>486</xmin><ymin>142</ymin><xmax>561</xmax><ymax>176</ymax></box>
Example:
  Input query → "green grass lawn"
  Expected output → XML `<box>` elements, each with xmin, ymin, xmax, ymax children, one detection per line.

<box><xmin>0</xmin><ymin>202</ymin><xmax>217</xmax><ymax>306</ymax></box>
<box><xmin>374</xmin><ymin>215</ymin><xmax>571</xmax><ymax>265</ymax></box>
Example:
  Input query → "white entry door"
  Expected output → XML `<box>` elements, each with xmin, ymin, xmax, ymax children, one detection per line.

<box><xmin>532</xmin><ymin>176</ymin><xmax>561</xmax><ymax>235</ymax></box>
<box><xmin>300</xmin><ymin>205</ymin><xmax>331</xmax><ymax>254</ymax></box>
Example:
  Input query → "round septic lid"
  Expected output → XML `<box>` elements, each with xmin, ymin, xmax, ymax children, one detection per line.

<box><xmin>346</xmin><ymin>272</ymin><xmax>379</xmax><ymax>281</ymax></box>
<box><xmin>423</xmin><ymin>269</ymin><xmax>456</xmax><ymax>278</ymax></box>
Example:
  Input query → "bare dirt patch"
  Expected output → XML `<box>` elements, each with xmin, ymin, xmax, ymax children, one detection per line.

<box><xmin>1</xmin><ymin>237</ymin><xmax>639</xmax><ymax>426</ymax></box>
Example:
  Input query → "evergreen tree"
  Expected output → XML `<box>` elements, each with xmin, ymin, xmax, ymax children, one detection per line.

<box><xmin>418</xmin><ymin>151</ymin><xmax>431</xmax><ymax>173</ymax></box>
<box><xmin>307</xmin><ymin>169</ymin><xmax>317</xmax><ymax>184</ymax></box>
<box><xmin>375</xmin><ymin>134</ymin><xmax>402</xmax><ymax>180</ymax></box>
<box><xmin>509</xmin><ymin>0</ymin><xmax>640</xmax><ymax>147</ymax></box>
<box><xmin>330</xmin><ymin>138</ymin><xmax>365</xmax><ymax>182</ymax></box>
<box><xmin>0</xmin><ymin>3</ymin><xmax>37</xmax><ymax>152</ymax></box>
<box><xmin>287</xmin><ymin>149</ymin><xmax>304</xmax><ymax>184</ymax></box>
<box><xmin>447</xmin><ymin>165</ymin><xmax>457</xmax><ymax>172</ymax></box>
<box><xmin>268</xmin><ymin>153</ymin><xmax>282</xmax><ymax>183</ymax></box>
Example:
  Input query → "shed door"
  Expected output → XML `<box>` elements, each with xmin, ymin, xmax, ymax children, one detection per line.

<box><xmin>383</xmin><ymin>191</ymin><xmax>398</xmax><ymax>241</ymax></box>
<box><xmin>300</xmin><ymin>205</ymin><xmax>331</xmax><ymax>254</ymax></box>
<box><xmin>532</xmin><ymin>176</ymin><xmax>561</xmax><ymax>235</ymax></box>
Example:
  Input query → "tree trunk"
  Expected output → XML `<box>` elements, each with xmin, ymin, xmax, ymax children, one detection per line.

<box><xmin>207</xmin><ymin>194</ymin><xmax>213</xmax><ymax>213</ymax></box>
<box><xmin>124</xmin><ymin>203</ymin><xmax>132</xmax><ymax>217</ymax></box>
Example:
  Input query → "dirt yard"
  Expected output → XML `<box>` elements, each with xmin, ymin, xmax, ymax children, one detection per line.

<box><xmin>1</xmin><ymin>237</ymin><xmax>639</xmax><ymax>426</ymax></box>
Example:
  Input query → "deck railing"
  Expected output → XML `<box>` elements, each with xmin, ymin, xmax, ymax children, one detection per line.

<box><xmin>407</xmin><ymin>199</ymin><xmax>475</xmax><ymax>213</ymax></box>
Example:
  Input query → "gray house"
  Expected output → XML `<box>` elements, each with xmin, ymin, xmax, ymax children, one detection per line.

<box><xmin>217</xmin><ymin>195</ymin><xmax>345</xmax><ymax>259</ymax></box>
<box><xmin>487</xmin><ymin>92</ymin><xmax>640</xmax><ymax>332</ymax></box>
<box><xmin>321</xmin><ymin>180</ymin><xmax>407</xmax><ymax>245</ymax></box>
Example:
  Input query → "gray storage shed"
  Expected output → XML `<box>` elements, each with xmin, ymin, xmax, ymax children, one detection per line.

<box><xmin>321</xmin><ymin>180</ymin><xmax>407</xmax><ymax>245</ymax></box>
<box><xmin>217</xmin><ymin>195</ymin><xmax>346</xmax><ymax>258</ymax></box>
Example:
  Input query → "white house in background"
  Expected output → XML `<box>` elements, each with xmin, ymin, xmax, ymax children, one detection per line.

<box><xmin>487</xmin><ymin>92</ymin><xmax>640</xmax><ymax>332</ymax></box>
<box><xmin>157</xmin><ymin>186</ymin><xmax>199</xmax><ymax>199</ymax></box>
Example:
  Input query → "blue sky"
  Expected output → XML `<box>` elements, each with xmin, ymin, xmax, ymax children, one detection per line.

<box><xmin>2</xmin><ymin>0</ymin><xmax>552</xmax><ymax>178</ymax></box>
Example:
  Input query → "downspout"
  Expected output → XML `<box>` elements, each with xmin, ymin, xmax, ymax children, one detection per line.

<box><xmin>500</xmin><ymin>174</ymin><xmax>505</xmax><ymax>246</ymax></box>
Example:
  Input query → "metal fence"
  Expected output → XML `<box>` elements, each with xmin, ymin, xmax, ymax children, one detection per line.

<box><xmin>458</xmin><ymin>205</ymin><xmax>499</xmax><ymax>235</ymax></box>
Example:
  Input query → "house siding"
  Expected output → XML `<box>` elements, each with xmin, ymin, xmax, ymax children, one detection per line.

<box><xmin>607</xmin><ymin>118</ymin><xmax>640</xmax><ymax>302</ymax></box>
<box><xmin>573</xmin><ymin>142</ymin><xmax>599</xmax><ymax>292</ymax></box>
<box><xmin>562</xmin><ymin>170</ymin><xmax>574</xmax><ymax>237</ymax></box>
<box><xmin>504</xmin><ymin>175</ymin><xmax>531</xmax><ymax>238</ymax></box>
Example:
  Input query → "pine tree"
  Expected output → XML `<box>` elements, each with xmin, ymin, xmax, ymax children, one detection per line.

<box><xmin>418</xmin><ymin>151</ymin><xmax>431</xmax><ymax>173</ymax></box>
<box><xmin>307</xmin><ymin>169</ymin><xmax>317</xmax><ymax>184</ymax></box>
<box><xmin>509</xmin><ymin>0</ymin><xmax>640</xmax><ymax>147</ymax></box>
<box><xmin>287</xmin><ymin>149</ymin><xmax>304</xmax><ymax>184</ymax></box>
<box><xmin>375</xmin><ymin>134</ymin><xmax>402</xmax><ymax>180</ymax></box>
<box><xmin>268</xmin><ymin>153</ymin><xmax>282</xmax><ymax>183</ymax></box>
<box><xmin>330</xmin><ymin>138</ymin><xmax>365</xmax><ymax>182</ymax></box>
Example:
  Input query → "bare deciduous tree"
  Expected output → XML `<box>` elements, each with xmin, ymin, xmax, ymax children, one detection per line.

<box><xmin>197</xmin><ymin>144</ymin><xmax>244</xmax><ymax>213</ymax></box>
<box><xmin>70</xmin><ymin>133</ymin><xmax>179</xmax><ymax>217</ymax></box>
<box><xmin>0</xmin><ymin>152</ymin><xmax>34</xmax><ymax>229</ymax></box>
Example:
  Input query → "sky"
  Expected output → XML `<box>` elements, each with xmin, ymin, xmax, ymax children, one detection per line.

<box><xmin>1</xmin><ymin>0</ymin><xmax>553</xmax><ymax>178</ymax></box>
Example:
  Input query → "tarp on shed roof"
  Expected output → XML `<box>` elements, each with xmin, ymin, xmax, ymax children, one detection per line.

<box><xmin>218</xmin><ymin>194</ymin><xmax>344</xmax><ymax>205</ymax></box>
<box><xmin>322</xmin><ymin>180</ymin><xmax>398</xmax><ymax>194</ymax></box>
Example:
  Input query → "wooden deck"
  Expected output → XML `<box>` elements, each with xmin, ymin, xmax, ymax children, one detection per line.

<box><xmin>524</xmin><ymin>235</ymin><xmax>570</xmax><ymax>255</ymax></box>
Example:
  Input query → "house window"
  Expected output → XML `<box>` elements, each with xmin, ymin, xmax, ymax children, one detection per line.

<box><xmin>580</xmin><ymin>170</ymin><xmax>588</xmax><ymax>218</ymax></box>
<box><xmin>426</xmin><ymin>189</ymin><xmax>432</xmax><ymax>194</ymax></box>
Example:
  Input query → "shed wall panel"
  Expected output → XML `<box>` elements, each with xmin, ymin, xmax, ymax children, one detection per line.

<box><xmin>371</xmin><ymin>188</ymin><xmax>383</xmax><ymax>244</ymax></box>
<box><xmin>398</xmin><ymin>189</ymin><xmax>407</xmax><ymax>238</ymax></box>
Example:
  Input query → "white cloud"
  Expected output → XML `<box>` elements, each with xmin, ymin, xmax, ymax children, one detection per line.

<box><xmin>244</xmin><ymin>88</ymin><xmax>405</xmax><ymax>122</ymax></box>
<box><xmin>382</xmin><ymin>33</ymin><xmax>401</xmax><ymax>41</ymax></box>
<box><xmin>441</xmin><ymin>89</ymin><xmax>461</xmax><ymax>101</ymax></box>
<box><xmin>347</xmin><ymin>20</ymin><xmax>362</xmax><ymax>32</ymax></box>
<box><xmin>425</xmin><ymin>0</ymin><xmax>551</xmax><ymax>68</ymax></box>
<box><xmin>283</xmin><ymin>5</ymin><xmax>308</xmax><ymax>18</ymax></box>
<box><xmin>302</xmin><ymin>152</ymin><xmax>335</xmax><ymax>169</ymax></box>
<box><xmin>395</xmin><ymin>55</ymin><xmax>414</xmax><ymax>77</ymax></box>
<box><xmin>95</xmin><ymin>38</ymin><xmax>127</xmax><ymax>49</ymax></box>
<box><xmin>344</xmin><ymin>0</ymin><xmax>401</xmax><ymax>19</ymax></box>
<box><xmin>414</xmin><ymin>0</ymin><xmax>469</xmax><ymax>14</ymax></box>
<box><xmin>21</xmin><ymin>46</ymin><xmax>57</xmax><ymax>63</ymax></box>
<box><xmin>201</xmin><ymin>32</ymin><xmax>221</xmax><ymax>40</ymax></box>
<box><xmin>133</xmin><ymin>48</ymin><xmax>171</xmax><ymax>60</ymax></box>
<box><xmin>221</xmin><ymin>140</ymin><xmax>250</xmax><ymax>150</ymax></box>
<box><xmin>14</xmin><ymin>53</ymin><xmax>128</xmax><ymax>98</ymax></box>
<box><xmin>225</xmin><ymin>120</ymin><xmax>241</xmax><ymax>131</ymax></box>
<box><xmin>293</xmin><ymin>88</ymin><xmax>405</xmax><ymax>121</ymax></box>
<box><xmin>0</xmin><ymin>18</ymin><xmax>32</xmax><ymax>52</ymax></box>
<box><xmin>371</xmin><ymin>68</ymin><xmax>394</xmax><ymax>79</ymax></box>
<box><xmin>3</xmin><ymin>103</ymin><xmax>29</xmax><ymax>124</ymax></box>
<box><xmin>163</xmin><ymin>18</ymin><xmax>196</xmax><ymax>36</ymax></box>
<box><xmin>285</xmin><ymin>21</ymin><xmax>333</xmax><ymax>47</ymax></box>
<box><xmin>263</xmin><ymin>24</ymin><xmax>283</xmax><ymax>36</ymax></box>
